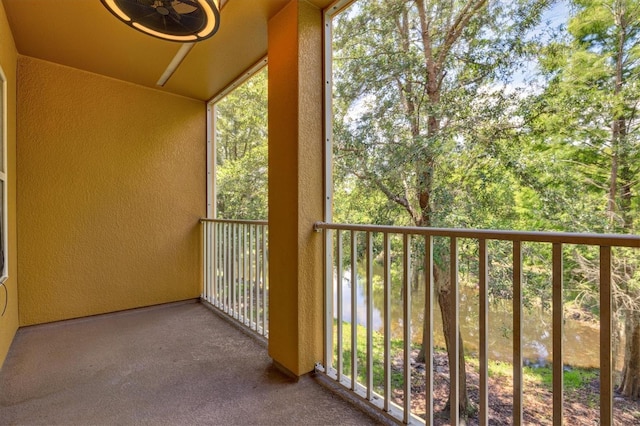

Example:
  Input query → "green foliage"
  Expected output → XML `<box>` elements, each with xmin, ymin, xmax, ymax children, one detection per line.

<box><xmin>470</xmin><ymin>358</ymin><xmax>598</xmax><ymax>392</ymax></box>
<box><xmin>331</xmin><ymin>0</ymin><xmax>640</xmax><ymax>308</ymax></box>
<box><xmin>329</xmin><ymin>0</ymin><xmax>640</xmax><ymax>388</ymax></box>
<box><xmin>336</xmin><ymin>319</ymin><xmax>409</xmax><ymax>393</ymax></box>
<box><xmin>332</xmin><ymin>0</ymin><xmax>552</xmax><ymax>230</ymax></box>
<box><xmin>215</xmin><ymin>68</ymin><xmax>268</xmax><ymax>220</ymax></box>
<box><xmin>530</xmin><ymin>0</ymin><xmax>640</xmax><ymax>234</ymax></box>
<box><xmin>524</xmin><ymin>365</ymin><xmax>598</xmax><ymax>391</ymax></box>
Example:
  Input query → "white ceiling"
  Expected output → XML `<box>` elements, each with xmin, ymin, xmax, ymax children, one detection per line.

<box><xmin>4</xmin><ymin>0</ymin><xmax>334</xmax><ymax>101</ymax></box>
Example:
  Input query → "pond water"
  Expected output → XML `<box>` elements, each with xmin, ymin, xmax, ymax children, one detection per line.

<box><xmin>334</xmin><ymin>271</ymin><xmax>603</xmax><ymax>369</ymax></box>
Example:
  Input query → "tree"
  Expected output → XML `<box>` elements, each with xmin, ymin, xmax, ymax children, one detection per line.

<box><xmin>532</xmin><ymin>0</ymin><xmax>640</xmax><ymax>399</ymax></box>
<box><xmin>331</xmin><ymin>0</ymin><xmax>550</xmax><ymax>414</ymax></box>
<box><xmin>215</xmin><ymin>68</ymin><xmax>268</xmax><ymax>220</ymax></box>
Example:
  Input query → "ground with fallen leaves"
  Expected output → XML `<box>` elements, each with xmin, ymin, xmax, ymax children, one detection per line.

<box><xmin>391</xmin><ymin>351</ymin><xmax>640</xmax><ymax>425</ymax></box>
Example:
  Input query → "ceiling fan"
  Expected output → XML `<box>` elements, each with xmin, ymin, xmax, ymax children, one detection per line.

<box><xmin>101</xmin><ymin>0</ymin><xmax>221</xmax><ymax>42</ymax></box>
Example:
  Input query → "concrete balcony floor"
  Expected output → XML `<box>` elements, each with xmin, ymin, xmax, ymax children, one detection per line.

<box><xmin>0</xmin><ymin>300</ymin><xmax>379</xmax><ymax>425</ymax></box>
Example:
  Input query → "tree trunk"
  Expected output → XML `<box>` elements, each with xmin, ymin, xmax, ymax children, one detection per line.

<box><xmin>608</xmin><ymin>15</ymin><xmax>626</xmax><ymax>228</ymax></box>
<box><xmin>417</xmin><ymin>265</ymin><xmax>469</xmax><ymax>416</ymax></box>
<box><xmin>607</xmin><ymin>14</ymin><xmax>639</xmax><ymax>401</ymax></box>
<box><xmin>618</xmin><ymin>309</ymin><xmax>640</xmax><ymax>399</ymax></box>
<box><xmin>437</xmin><ymin>270</ymin><xmax>469</xmax><ymax>415</ymax></box>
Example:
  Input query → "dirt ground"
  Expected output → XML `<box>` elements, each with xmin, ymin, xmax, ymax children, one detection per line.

<box><xmin>392</xmin><ymin>351</ymin><xmax>640</xmax><ymax>425</ymax></box>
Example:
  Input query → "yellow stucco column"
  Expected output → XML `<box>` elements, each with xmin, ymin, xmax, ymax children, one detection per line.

<box><xmin>267</xmin><ymin>0</ymin><xmax>324</xmax><ymax>377</ymax></box>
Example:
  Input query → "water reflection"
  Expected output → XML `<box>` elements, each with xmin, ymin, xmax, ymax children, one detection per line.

<box><xmin>334</xmin><ymin>270</ymin><xmax>601</xmax><ymax>368</ymax></box>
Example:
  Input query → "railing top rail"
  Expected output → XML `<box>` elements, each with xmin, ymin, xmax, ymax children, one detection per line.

<box><xmin>313</xmin><ymin>221</ymin><xmax>640</xmax><ymax>248</ymax></box>
<box><xmin>200</xmin><ymin>218</ymin><xmax>268</xmax><ymax>225</ymax></box>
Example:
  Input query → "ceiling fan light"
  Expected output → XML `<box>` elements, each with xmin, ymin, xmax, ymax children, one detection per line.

<box><xmin>197</xmin><ymin>0</ymin><xmax>219</xmax><ymax>38</ymax></box>
<box><xmin>103</xmin><ymin>0</ymin><xmax>131</xmax><ymax>22</ymax></box>
<box><xmin>131</xmin><ymin>22</ymin><xmax>199</xmax><ymax>42</ymax></box>
<box><xmin>101</xmin><ymin>0</ymin><xmax>221</xmax><ymax>42</ymax></box>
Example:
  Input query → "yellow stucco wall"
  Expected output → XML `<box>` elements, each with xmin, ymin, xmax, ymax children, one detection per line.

<box><xmin>267</xmin><ymin>0</ymin><xmax>323</xmax><ymax>376</ymax></box>
<box><xmin>17</xmin><ymin>57</ymin><xmax>206</xmax><ymax>325</ymax></box>
<box><xmin>0</xmin><ymin>0</ymin><xmax>19</xmax><ymax>367</ymax></box>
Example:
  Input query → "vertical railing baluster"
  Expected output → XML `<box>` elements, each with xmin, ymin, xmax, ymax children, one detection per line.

<box><xmin>450</xmin><ymin>237</ymin><xmax>459</xmax><ymax>426</ymax></box>
<box><xmin>201</xmin><ymin>220</ymin><xmax>268</xmax><ymax>339</ymax></box>
<box><xmin>254</xmin><ymin>226</ymin><xmax>258</xmax><ymax>331</ymax></box>
<box><xmin>212</xmin><ymin>223</ymin><xmax>222</xmax><ymax>308</ymax></box>
<box><xmin>600</xmin><ymin>246</ymin><xmax>612</xmax><ymax>426</ymax></box>
<box><xmin>215</xmin><ymin>222</ymin><xmax>220</xmax><ymax>307</ymax></box>
<box><xmin>205</xmin><ymin>222</ymin><xmax>209</xmax><ymax>301</ymax></box>
<box><xmin>256</xmin><ymin>226</ymin><xmax>262</xmax><ymax>332</ymax></box>
<box><xmin>351</xmin><ymin>231</ymin><xmax>358</xmax><ymax>391</ymax></box>
<box><xmin>207</xmin><ymin>222</ymin><xmax>218</xmax><ymax>304</ymax></box>
<box><xmin>383</xmin><ymin>232</ymin><xmax>391</xmax><ymax>412</ymax></box>
<box><xmin>254</xmin><ymin>224</ymin><xmax>258</xmax><ymax>331</ymax></box>
<box><xmin>479</xmin><ymin>239</ymin><xmax>488</xmax><ymax>426</ymax></box>
<box><xmin>403</xmin><ymin>234</ymin><xmax>411</xmax><ymax>424</ymax></box>
<box><xmin>553</xmin><ymin>242</ymin><xmax>564</xmax><ymax>425</ymax></box>
<box><xmin>238</xmin><ymin>224</ymin><xmax>243</xmax><ymax>321</ymax></box>
<box><xmin>236</xmin><ymin>223</ymin><xmax>244</xmax><ymax>322</ymax></box>
<box><xmin>366</xmin><ymin>231</ymin><xmax>373</xmax><ymax>401</ymax></box>
<box><xmin>425</xmin><ymin>235</ymin><xmax>434</xmax><ymax>426</ymax></box>
<box><xmin>225</xmin><ymin>223</ymin><xmax>230</xmax><ymax>313</ymax></box>
<box><xmin>243</xmin><ymin>224</ymin><xmax>248</xmax><ymax>324</ymax></box>
<box><xmin>263</xmin><ymin>225</ymin><xmax>268</xmax><ymax>336</ymax></box>
<box><xmin>202</xmin><ymin>222</ymin><xmax>209</xmax><ymax>300</ymax></box>
<box><xmin>325</xmin><ymin>228</ymin><xmax>334</xmax><ymax>373</ymax></box>
<box><xmin>236</xmin><ymin>223</ymin><xmax>241</xmax><ymax>319</ymax></box>
<box><xmin>337</xmin><ymin>230</ymin><xmax>344</xmax><ymax>382</ymax></box>
<box><xmin>249</xmin><ymin>224</ymin><xmax>254</xmax><ymax>329</ymax></box>
<box><xmin>229</xmin><ymin>223</ymin><xmax>233</xmax><ymax>314</ymax></box>
<box><xmin>210</xmin><ymin>223</ymin><xmax>214</xmax><ymax>305</ymax></box>
<box><xmin>226</xmin><ymin>223</ymin><xmax>231</xmax><ymax>314</ymax></box>
<box><xmin>232</xmin><ymin>223</ymin><xmax>237</xmax><ymax>318</ymax></box>
<box><xmin>237</xmin><ymin>224</ymin><xmax>241</xmax><ymax>320</ymax></box>
<box><xmin>513</xmin><ymin>241</ymin><xmax>523</xmax><ymax>426</ymax></box>
<box><xmin>203</xmin><ymin>222</ymin><xmax>208</xmax><ymax>301</ymax></box>
<box><xmin>217</xmin><ymin>223</ymin><xmax>221</xmax><ymax>308</ymax></box>
<box><xmin>228</xmin><ymin>223</ymin><xmax>232</xmax><ymax>315</ymax></box>
<box><xmin>236</xmin><ymin>223</ymin><xmax>240</xmax><ymax>319</ymax></box>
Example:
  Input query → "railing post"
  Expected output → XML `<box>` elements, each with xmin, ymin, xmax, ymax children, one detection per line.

<box><xmin>217</xmin><ymin>221</ymin><xmax>222</xmax><ymax>308</ymax></box>
<box><xmin>513</xmin><ymin>241</ymin><xmax>523</xmax><ymax>426</ymax></box>
<box><xmin>402</xmin><ymin>234</ymin><xmax>411</xmax><ymax>424</ymax></box>
<box><xmin>365</xmin><ymin>231</ymin><xmax>373</xmax><ymax>401</ymax></box>
<box><xmin>449</xmin><ymin>237</ymin><xmax>459</xmax><ymax>425</ymax></box>
<box><xmin>600</xmin><ymin>246</ymin><xmax>613</xmax><ymax>426</ymax></box>
<box><xmin>425</xmin><ymin>235</ymin><xmax>434</xmax><ymax>426</ymax></box>
<box><xmin>350</xmin><ymin>230</ymin><xmax>358</xmax><ymax>391</ymax></box>
<box><xmin>337</xmin><ymin>230</ymin><xmax>344</xmax><ymax>383</ymax></box>
<box><xmin>202</xmin><ymin>222</ymin><xmax>208</xmax><ymax>301</ymax></box>
<box><xmin>233</xmin><ymin>223</ymin><xmax>237</xmax><ymax>318</ymax></box>
<box><xmin>552</xmin><ymin>242</ymin><xmax>564</xmax><ymax>425</ymax></box>
<box><xmin>262</xmin><ymin>225</ymin><xmax>268</xmax><ymax>335</ymax></box>
<box><xmin>324</xmin><ymin>228</ymin><xmax>334</xmax><ymax>374</ymax></box>
<box><xmin>383</xmin><ymin>232</ymin><xmax>391</xmax><ymax>412</ymax></box>
<box><xmin>479</xmin><ymin>239</ymin><xmax>488</xmax><ymax>426</ymax></box>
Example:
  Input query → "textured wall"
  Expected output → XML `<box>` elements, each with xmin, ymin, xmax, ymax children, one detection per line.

<box><xmin>17</xmin><ymin>57</ymin><xmax>206</xmax><ymax>325</ymax></box>
<box><xmin>0</xmin><ymin>0</ymin><xmax>19</xmax><ymax>367</ymax></box>
<box><xmin>267</xmin><ymin>0</ymin><xmax>323</xmax><ymax>376</ymax></box>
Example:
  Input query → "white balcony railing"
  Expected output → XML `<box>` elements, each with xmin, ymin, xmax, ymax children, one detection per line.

<box><xmin>201</xmin><ymin>218</ymin><xmax>268</xmax><ymax>338</ymax></box>
<box><xmin>314</xmin><ymin>221</ymin><xmax>640</xmax><ymax>426</ymax></box>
